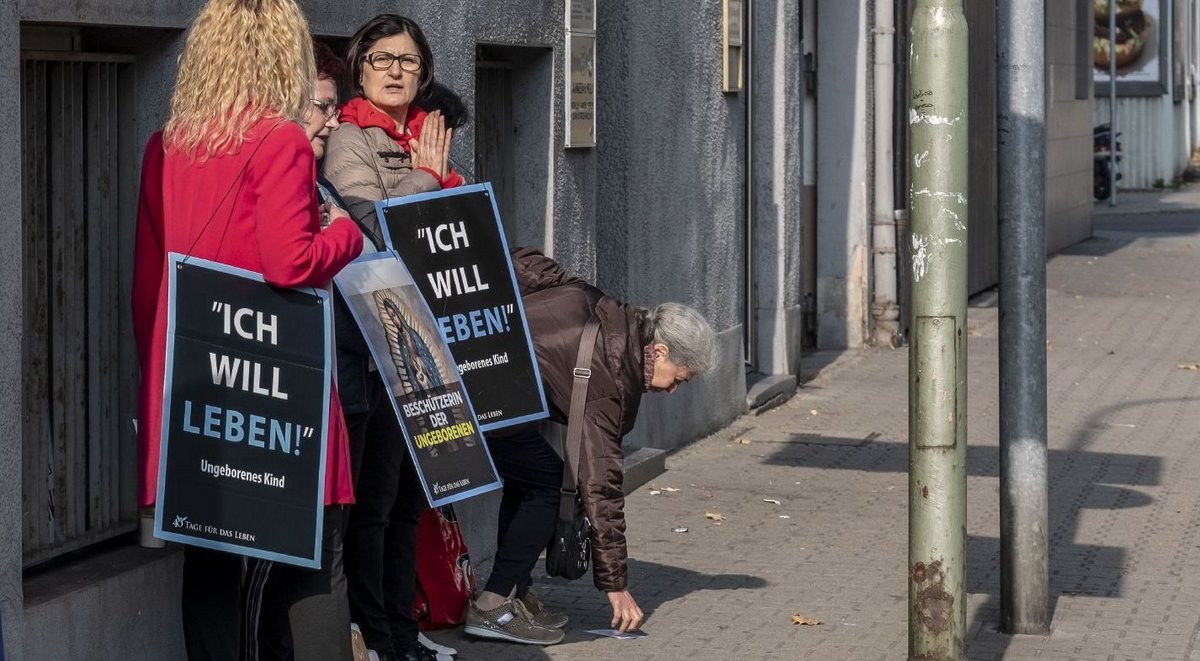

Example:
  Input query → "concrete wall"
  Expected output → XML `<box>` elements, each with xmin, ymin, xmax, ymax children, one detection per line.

<box><xmin>1</xmin><ymin>3</ymin><xmax>24</xmax><ymax>660</ymax></box>
<box><xmin>750</xmin><ymin>0</ymin><xmax>804</xmax><ymax>375</ymax></box>
<box><xmin>1046</xmin><ymin>0</ymin><xmax>1094</xmax><ymax>253</ymax></box>
<box><xmin>24</xmin><ymin>550</ymin><xmax>183</xmax><ymax>660</ymax></box>
<box><xmin>816</xmin><ymin>0</ymin><xmax>869</xmax><ymax>349</ymax></box>
<box><xmin>596</xmin><ymin>0</ymin><xmax>749</xmax><ymax>446</ymax></box>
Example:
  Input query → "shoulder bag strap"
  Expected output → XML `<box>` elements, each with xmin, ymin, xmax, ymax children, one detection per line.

<box><xmin>560</xmin><ymin>314</ymin><xmax>602</xmax><ymax>513</ymax></box>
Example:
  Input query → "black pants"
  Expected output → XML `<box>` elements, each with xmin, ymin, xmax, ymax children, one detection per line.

<box><xmin>251</xmin><ymin>506</ymin><xmax>352</xmax><ymax>661</ymax></box>
<box><xmin>344</xmin><ymin>378</ymin><xmax>427</xmax><ymax>654</ymax></box>
<box><xmin>181</xmin><ymin>504</ymin><xmax>350</xmax><ymax>661</ymax></box>
<box><xmin>484</xmin><ymin>424</ymin><xmax>564</xmax><ymax>597</ymax></box>
<box><xmin>181</xmin><ymin>546</ymin><xmax>244</xmax><ymax>660</ymax></box>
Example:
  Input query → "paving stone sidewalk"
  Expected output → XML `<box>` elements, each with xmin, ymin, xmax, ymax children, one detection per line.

<box><xmin>433</xmin><ymin>207</ymin><xmax>1200</xmax><ymax>660</ymax></box>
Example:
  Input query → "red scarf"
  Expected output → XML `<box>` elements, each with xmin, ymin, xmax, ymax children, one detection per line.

<box><xmin>337</xmin><ymin>97</ymin><xmax>463</xmax><ymax>188</ymax></box>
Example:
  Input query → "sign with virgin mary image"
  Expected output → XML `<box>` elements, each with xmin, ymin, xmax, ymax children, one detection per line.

<box><xmin>335</xmin><ymin>252</ymin><xmax>501</xmax><ymax>507</ymax></box>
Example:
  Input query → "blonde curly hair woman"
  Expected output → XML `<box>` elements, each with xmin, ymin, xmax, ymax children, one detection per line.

<box><xmin>131</xmin><ymin>1</ymin><xmax>362</xmax><ymax>659</ymax></box>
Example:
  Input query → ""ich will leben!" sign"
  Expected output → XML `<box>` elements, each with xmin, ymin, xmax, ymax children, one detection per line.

<box><xmin>155</xmin><ymin>254</ymin><xmax>332</xmax><ymax>568</ymax></box>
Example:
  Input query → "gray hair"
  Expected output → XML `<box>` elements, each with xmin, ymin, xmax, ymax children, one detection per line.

<box><xmin>639</xmin><ymin>303</ymin><xmax>717</xmax><ymax>375</ymax></box>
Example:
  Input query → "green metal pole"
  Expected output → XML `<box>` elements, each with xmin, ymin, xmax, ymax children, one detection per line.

<box><xmin>908</xmin><ymin>1</ymin><xmax>968</xmax><ymax>659</ymax></box>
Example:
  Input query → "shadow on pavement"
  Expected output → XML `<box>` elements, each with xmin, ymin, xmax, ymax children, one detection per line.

<box><xmin>1093</xmin><ymin>213</ymin><xmax>1200</xmax><ymax>235</ymax></box>
<box><xmin>436</xmin><ymin>559</ymin><xmax>767</xmax><ymax>658</ymax></box>
<box><xmin>1056</xmin><ymin>214</ymin><xmax>1200</xmax><ymax>259</ymax></box>
<box><xmin>758</xmin><ymin>411</ymin><xmax>1166</xmax><ymax>658</ymax></box>
<box><xmin>1057</xmin><ymin>233</ymin><xmax>1138</xmax><ymax>257</ymax></box>
<box><xmin>759</xmin><ymin>434</ymin><xmax>1161</xmax><ymax>487</ymax></box>
<box><xmin>615</xmin><ymin>558</ymin><xmax>770</xmax><ymax>616</ymax></box>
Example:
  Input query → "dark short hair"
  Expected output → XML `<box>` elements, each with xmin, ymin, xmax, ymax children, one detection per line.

<box><xmin>313</xmin><ymin>40</ymin><xmax>347</xmax><ymax>86</ymax></box>
<box><xmin>422</xmin><ymin>80</ymin><xmax>470</xmax><ymax>129</ymax></box>
<box><xmin>346</xmin><ymin>14</ymin><xmax>435</xmax><ymax>99</ymax></box>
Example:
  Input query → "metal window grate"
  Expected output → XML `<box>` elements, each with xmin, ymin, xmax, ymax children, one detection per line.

<box><xmin>21</xmin><ymin>53</ymin><xmax>137</xmax><ymax>567</ymax></box>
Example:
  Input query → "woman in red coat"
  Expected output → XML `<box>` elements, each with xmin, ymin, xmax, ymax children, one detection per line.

<box><xmin>130</xmin><ymin>0</ymin><xmax>361</xmax><ymax>658</ymax></box>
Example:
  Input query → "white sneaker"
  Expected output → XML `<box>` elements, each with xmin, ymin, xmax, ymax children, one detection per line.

<box><xmin>418</xmin><ymin>633</ymin><xmax>457</xmax><ymax>659</ymax></box>
<box><xmin>350</xmin><ymin>623</ymin><xmax>371</xmax><ymax>661</ymax></box>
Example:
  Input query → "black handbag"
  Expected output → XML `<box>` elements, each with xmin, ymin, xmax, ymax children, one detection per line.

<box><xmin>544</xmin><ymin>315</ymin><xmax>601</xmax><ymax>580</ymax></box>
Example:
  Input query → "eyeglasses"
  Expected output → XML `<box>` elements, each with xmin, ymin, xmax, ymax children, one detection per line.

<box><xmin>310</xmin><ymin>98</ymin><xmax>340</xmax><ymax>120</ymax></box>
<box><xmin>362</xmin><ymin>51</ymin><xmax>423</xmax><ymax>73</ymax></box>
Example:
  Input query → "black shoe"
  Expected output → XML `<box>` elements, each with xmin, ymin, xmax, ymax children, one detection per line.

<box><xmin>394</xmin><ymin>645</ymin><xmax>439</xmax><ymax>661</ymax></box>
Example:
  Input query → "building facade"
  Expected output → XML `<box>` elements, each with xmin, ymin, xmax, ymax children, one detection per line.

<box><xmin>2</xmin><ymin>1</ymin><xmax>802</xmax><ymax>658</ymax></box>
<box><xmin>813</xmin><ymin>0</ymin><xmax>1095</xmax><ymax>350</ymax></box>
<box><xmin>0</xmin><ymin>1</ymin><xmax>1097</xmax><ymax>658</ymax></box>
<box><xmin>1092</xmin><ymin>0</ymin><xmax>1200</xmax><ymax>190</ymax></box>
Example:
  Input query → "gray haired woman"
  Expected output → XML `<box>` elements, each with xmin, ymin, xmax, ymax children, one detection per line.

<box><xmin>464</xmin><ymin>247</ymin><xmax>717</xmax><ymax>646</ymax></box>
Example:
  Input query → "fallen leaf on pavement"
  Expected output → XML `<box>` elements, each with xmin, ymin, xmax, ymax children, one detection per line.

<box><xmin>705</xmin><ymin>512</ymin><xmax>725</xmax><ymax>523</ymax></box>
<box><xmin>734</xmin><ymin>437</ymin><xmax>752</xmax><ymax>445</ymax></box>
<box><xmin>791</xmin><ymin>614</ymin><xmax>822</xmax><ymax>626</ymax></box>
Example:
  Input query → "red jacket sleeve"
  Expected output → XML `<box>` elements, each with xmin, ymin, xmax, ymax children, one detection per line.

<box><xmin>415</xmin><ymin>166</ymin><xmax>464</xmax><ymax>189</ymax></box>
<box><xmin>251</xmin><ymin>124</ymin><xmax>362</xmax><ymax>288</ymax></box>
<box><xmin>132</xmin><ymin>132</ymin><xmax>165</xmax><ymax>366</ymax></box>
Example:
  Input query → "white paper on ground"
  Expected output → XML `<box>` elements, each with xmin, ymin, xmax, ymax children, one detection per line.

<box><xmin>586</xmin><ymin>629</ymin><xmax>647</xmax><ymax>640</ymax></box>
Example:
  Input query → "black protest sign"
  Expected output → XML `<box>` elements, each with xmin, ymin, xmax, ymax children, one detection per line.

<box><xmin>155</xmin><ymin>254</ymin><xmax>330</xmax><ymax>568</ymax></box>
<box><xmin>378</xmin><ymin>183</ymin><xmax>548</xmax><ymax>431</ymax></box>
<box><xmin>334</xmin><ymin>252</ymin><xmax>501</xmax><ymax>506</ymax></box>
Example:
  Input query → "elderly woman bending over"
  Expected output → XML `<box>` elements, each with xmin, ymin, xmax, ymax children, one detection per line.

<box><xmin>465</xmin><ymin>248</ymin><xmax>717</xmax><ymax>646</ymax></box>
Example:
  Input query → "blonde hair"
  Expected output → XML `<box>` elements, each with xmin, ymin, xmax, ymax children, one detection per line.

<box><xmin>164</xmin><ymin>0</ymin><xmax>315</xmax><ymax>158</ymax></box>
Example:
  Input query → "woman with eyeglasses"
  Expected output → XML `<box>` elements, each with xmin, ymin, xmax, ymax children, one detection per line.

<box><xmin>322</xmin><ymin>14</ymin><xmax>462</xmax><ymax>249</ymax></box>
<box><xmin>131</xmin><ymin>1</ymin><xmax>362</xmax><ymax>659</ymax></box>
<box><xmin>321</xmin><ymin>14</ymin><xmax>463</xmax><ymax>661</ymax></box>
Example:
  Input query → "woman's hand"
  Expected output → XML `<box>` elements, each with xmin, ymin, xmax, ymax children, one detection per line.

<box><xmin>606</xmin><ymin>589</ymin><xmax>645</xmax><ymax>633</ymax></box>
<box><xmin>409</xmin><ymin>110</ymin><xmax>453</xmax><ymax>180</ymax></box>
<box><xmin>320</xmin><ymin>200</ymin><xmax>349</xmax><ymax>230</ymax></box>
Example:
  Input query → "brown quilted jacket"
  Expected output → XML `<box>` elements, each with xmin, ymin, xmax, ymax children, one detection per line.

<box><xmin>510</xmin><ymin>247</ymin><xmax>645</xmax><ymax>591</ymax></box>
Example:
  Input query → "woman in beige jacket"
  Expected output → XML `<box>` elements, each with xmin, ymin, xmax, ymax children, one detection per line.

<box><xmin>321</xmin><ymin>14</ymin><xmax>464</xmax><ymax>661</ymax></box>
<box><xmin>322</xmin><ymin>13</ymin><xmax>463</xmax><ymax>249</ymax></box>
